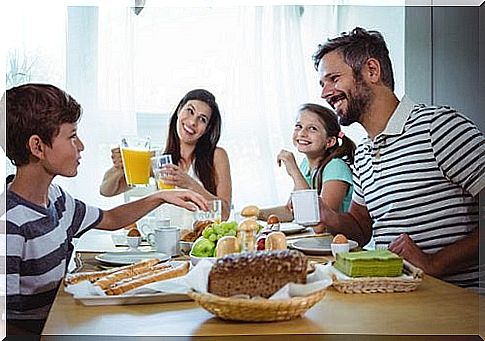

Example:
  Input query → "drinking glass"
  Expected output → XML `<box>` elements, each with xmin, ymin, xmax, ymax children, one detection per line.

<box><xmin>196</xmin><ymin>199</ymin><xmax>222</xmax><ymax>223</ymax></box>
<box><xmin>151</xmin><ymin>153</ymin><xmax>175</xmax><ymax>190</ymax></box>
<box><xmin>120</xmin><ymin>136</ymin><xmax>151</xmax><ymax>186</ymax></box>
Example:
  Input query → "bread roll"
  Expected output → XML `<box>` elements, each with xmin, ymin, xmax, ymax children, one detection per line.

<box><xmin>265</xmin><ymin>231</ymin><xmax>287</xmax><ymax>250</ymax></box>
<box><xmin>215</xmin><ymin>236</ymin><xmax>240</xmax><ymax>257</ymax></box>
<box><xmin>240</xmin><ymin>205</ymin><xmax>259</xmax><ymax>217</ymax></box>
<box><xmin>105</xmin><ymin>262</ymin><xmax>190</xmax><ymax>295</ymax></box>
<box><xmin>208</xmin><ymin>250</ymin><xmax>307</xmax><ymax>298</ymax></box>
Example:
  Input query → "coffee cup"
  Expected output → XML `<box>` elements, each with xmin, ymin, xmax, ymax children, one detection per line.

<box><xmin>147</xmin><ymin>226</ymin><xmax>180</xmax><ymax>257</ymax></box>
<box><xmin>291</xmin><ymin>189</ymin><xmax>320</xmax><ymax>226</ymax></box>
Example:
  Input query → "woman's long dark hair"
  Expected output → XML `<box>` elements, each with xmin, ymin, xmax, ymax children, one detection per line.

<box><xmin>299</xmin><ymin>103</ymin><xmax>355</xmax><ymax>194</ymax></box>
<box><xmin>164</xmin><ymin>89</ymin><xmax>221</xmax><ymax>194</ymax></box>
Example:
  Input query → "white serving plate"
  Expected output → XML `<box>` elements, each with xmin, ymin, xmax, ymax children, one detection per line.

<box><xmin>74</xmin><ymin>292</ymin><xmax>191</xmax><ymax>306</ymax></box>
<box><xmin>291</xmin><ymin>238</ymin><xmax>358</xmax><ymax>255</ymax></box>
<box><xmin>95</xmin><ymin>251</ymin><xmax>170</xmax><ymax>266</ymax></box>
<box><xmin>278</xmin><ymin>222</ymin><xmax>308</xmax><ymax>235</ymax></box>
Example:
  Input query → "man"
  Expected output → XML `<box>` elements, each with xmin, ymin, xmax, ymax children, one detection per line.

<box><xmin>312</xmin><ymin>27</ymin><xmax>484</xmax><ymax>291</ymax></box>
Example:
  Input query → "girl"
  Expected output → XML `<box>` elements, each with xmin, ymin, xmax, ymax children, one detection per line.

<box><xmin>258</xmin><ymin>103</ymin><xmax>355</xmax><ymax>232</ymax></box>
<box><xmin>100</xmin><ymin>89</ymin><xmax>232</xmax><ymax>222</ymax></box>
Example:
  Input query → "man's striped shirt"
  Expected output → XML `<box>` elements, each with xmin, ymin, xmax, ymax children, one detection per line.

<box><xmin>353</xmin><ymin>96</ymin><xmax>484</xmax><ymax>291</ymax></box>
<box><xmin>6</xmin><ymin>184</ymin><xmax>103</xmax><ymax>320</ymax></box>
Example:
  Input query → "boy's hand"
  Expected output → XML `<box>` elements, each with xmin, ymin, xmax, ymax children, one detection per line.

<box><xmin>159</xmin><ymin>189</ymin><xmax>208</xmax><ymax>212</ymax></box>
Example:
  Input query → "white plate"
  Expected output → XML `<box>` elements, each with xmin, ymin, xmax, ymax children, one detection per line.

<box><xmin>95</xmin><ymin>251</ymin><xmax>170</xmax><ymax>266</ymax></box>
<box><xmin>278</xmin><ymin>222</ymin><xmax>308</xmax><ymax>235</ymax></box>
<box><xmin>74</xmin><ymin>292</ymin><xmax>191</xmax><ymax>306</ymax></box>
<box><xmin>291</xmin><ymin>238</ymin><xmax>358</xmax><ymax>255</ymax></box>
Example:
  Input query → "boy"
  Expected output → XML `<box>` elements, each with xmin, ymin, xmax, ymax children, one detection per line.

<box><xmin>4</xmin><ymin>83</ymin><xmax>208</xmax><ymax>334</ymax></box>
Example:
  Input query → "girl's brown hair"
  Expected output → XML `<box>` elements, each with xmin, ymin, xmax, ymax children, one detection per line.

<box><xmin>299</xmin><ymin>103</ymin><xmax>355</xmax><ymax>194</ymax></box>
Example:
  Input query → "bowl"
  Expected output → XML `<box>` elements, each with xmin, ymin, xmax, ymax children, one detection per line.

<box><xmin>179</xmin><ymin>241</ymin><xmax>193</xmax><ymax>255</ymax></box>
<box><xmin>331</xmin><ymin>242</ymin><xmax>350</xmax><ymax>258</ymax></box>
<box><xmin>189</xmin><ymin>251</ymin><xmax>217</xmax><ymax>266</ymax></box>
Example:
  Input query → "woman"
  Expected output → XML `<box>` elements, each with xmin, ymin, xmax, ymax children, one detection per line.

<box><xmin>258</xmin><ymin>103</ymin><xmax>355</xmax><ymax>232</ymax></box>
<box><xmin>100</xmin><ymin>89</ymin><xmax>232</xmax><ymax>222</ymax></box>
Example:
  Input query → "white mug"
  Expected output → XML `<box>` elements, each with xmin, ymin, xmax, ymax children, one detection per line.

<box><xmin>147</xmin><ymin>226</ymin><xmax>180</xmax><ymax>257</ymax></box>
<box><xmin>291</xmin><ymin>189</ymin><xmax>320</xmax><ymax>226</ymax></box>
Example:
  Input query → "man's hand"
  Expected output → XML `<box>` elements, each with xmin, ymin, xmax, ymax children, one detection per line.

<box><xmin>388</xmin><ymin>233</ymin><xmax>433</xmax><ymax>274</ymax></box>
<box><xmin>158</xmin><ymin>188</ymin><xmax>208</xmax><ymax>212</ymax></box>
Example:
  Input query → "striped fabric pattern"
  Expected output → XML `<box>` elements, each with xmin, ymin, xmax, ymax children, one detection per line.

<box><xmin>352</xmin><ymin>96</ymin><xmax>484</xmax><ymax>290</ymax></box>
<box><xmin>6</xmin><ymin>184</ymin><xmax>102</xmax><ymax>320</ymax></box>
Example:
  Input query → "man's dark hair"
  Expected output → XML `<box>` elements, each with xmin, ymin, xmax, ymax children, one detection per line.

<box><xmin>312</xmin><ymin>27</ymin><xmax>395</xmax><ymax>91</ymax></box>
<box><xmin>6</xmin><ymin>83</ymin><xmax>82</xmax><ymax>166</ymax></box>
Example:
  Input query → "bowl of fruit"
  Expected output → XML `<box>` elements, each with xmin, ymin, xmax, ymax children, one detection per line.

<box><xmin>189</xmin><ymin>220</ymin><xmax>239</xmax><ymax>266</ymax></box>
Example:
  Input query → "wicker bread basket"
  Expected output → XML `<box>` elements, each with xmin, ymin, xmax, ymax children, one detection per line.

<box><xmin>188</xmin><ymin>288</ymin><xmax>326</xmax><ymax>322</ymax></box>
<box><xmin>332</xmin><ymin>260</ymin><xmax>423</xmax><ymax>294</ymax></box>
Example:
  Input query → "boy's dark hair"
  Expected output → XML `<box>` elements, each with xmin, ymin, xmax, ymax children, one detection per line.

<box><xmin>312</xmin><ymin>27</ymin><xmax>395</xmax><ymax>91</ymax></box>
<box><xmin>6</xmin><ymin>83</ymin><xmax>82</xmax><ymax>166</ymax></box>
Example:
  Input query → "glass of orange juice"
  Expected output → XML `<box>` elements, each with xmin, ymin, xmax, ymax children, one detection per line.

<box><xmin>151</xmin><ymin>153</ymin><xmax>175</xmax><ymax>190</ymax></box>
<box><xmin>120</xmin><ymin>136</ymin><xmax>151</xmax><ymax>186</ymax></box>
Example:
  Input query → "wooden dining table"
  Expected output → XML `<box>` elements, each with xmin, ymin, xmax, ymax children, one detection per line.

<box><xmin>41</xmin><ymin>229</ymin><xmax>484</xmax><ymax>340</ymax></box>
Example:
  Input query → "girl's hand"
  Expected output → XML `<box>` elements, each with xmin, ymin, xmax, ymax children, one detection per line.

<box><xmin>158</xmin><ymin>189</ymin><xmax>208</xmax><ymax>212</ymax></box>
<box><xmin>277</xmin><ymin>150</ymin><xmax>299</xmax><ymax>177</ymax></box>
<box><xmin>111</xmin><ymin>147</ymin><xmax>124</xmax><ymax>170</ymax></box>
<box><xmin>160</xmin><ymin>164</ymin><xmax>200</xmax><ymax>190</ymax></box>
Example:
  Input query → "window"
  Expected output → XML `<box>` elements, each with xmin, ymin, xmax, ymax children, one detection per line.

<box><xmin>4</xmin><ymin>4</ymin><xmax>404</xmax><ymax>211</ymax></box>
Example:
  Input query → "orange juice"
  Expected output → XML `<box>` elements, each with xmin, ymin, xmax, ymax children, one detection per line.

<box><xmin>121</xmin><ymin>148</ymin><xmax>151</xmax><ymax>185</ymax></box>
<box><xmin>157</xmin><ymin>179</ymin><xmax>175</xmax><ymax>190</ymax></box>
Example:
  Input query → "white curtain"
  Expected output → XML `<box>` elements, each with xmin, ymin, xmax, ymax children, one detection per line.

<box><xmin>4</xmin><ymin>4</ymin><xmax>405</xmax><ymax>213</ymax></box>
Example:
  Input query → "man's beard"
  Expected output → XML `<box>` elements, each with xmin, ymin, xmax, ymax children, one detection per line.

<box><xmin>337</xmin><ymin>79</ymin><xmax>374</xmax><ymax>126</ymax></box>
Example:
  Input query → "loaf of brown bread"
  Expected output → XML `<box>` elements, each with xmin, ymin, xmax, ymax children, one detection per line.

<box><xmin>208</xmin><ymin>250</ymin><xmax>307</xmax><ymax>298</ymax></box>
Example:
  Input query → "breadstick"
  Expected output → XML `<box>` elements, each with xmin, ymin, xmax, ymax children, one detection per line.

<box><xmin>66</xmin><ymin>258</ymin><xmax>161</xmax><ymax>286</ymax></box>
<box><xmin>105</xmin><ymin>262</ymin><xmax>190</xmax><ymax>295</ymax></box>
<box><xmin>108</xmin><ymin>263</ymin><xmax>174</xmax><ymax>287</ymax></box>
<box><xmin>64</xmin><ymin>267</ymin><xmax>121</xmax><ymax>286</ymax></box>
<box><xmin>93</xmin><ymin>258</ymin><xmax>162</xmax><ymax>290</ymax></box>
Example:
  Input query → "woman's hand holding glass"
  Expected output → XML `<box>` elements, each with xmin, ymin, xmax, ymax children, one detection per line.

<box><xmin>159</xmin><ymin>164</ymin><xmax>200</xmax><ymax>190</ymax></box>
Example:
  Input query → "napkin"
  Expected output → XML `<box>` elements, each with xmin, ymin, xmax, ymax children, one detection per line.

<box><xmin>64</xmin><ymin>260</ymin><xmax>333</xmax><ymax>299</ymax></box>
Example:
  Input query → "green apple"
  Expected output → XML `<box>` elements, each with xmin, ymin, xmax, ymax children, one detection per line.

<box><xmin>191</xmin><ymin>237</ymin><xmax>215</xmax><ymax>257</ymax></box>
